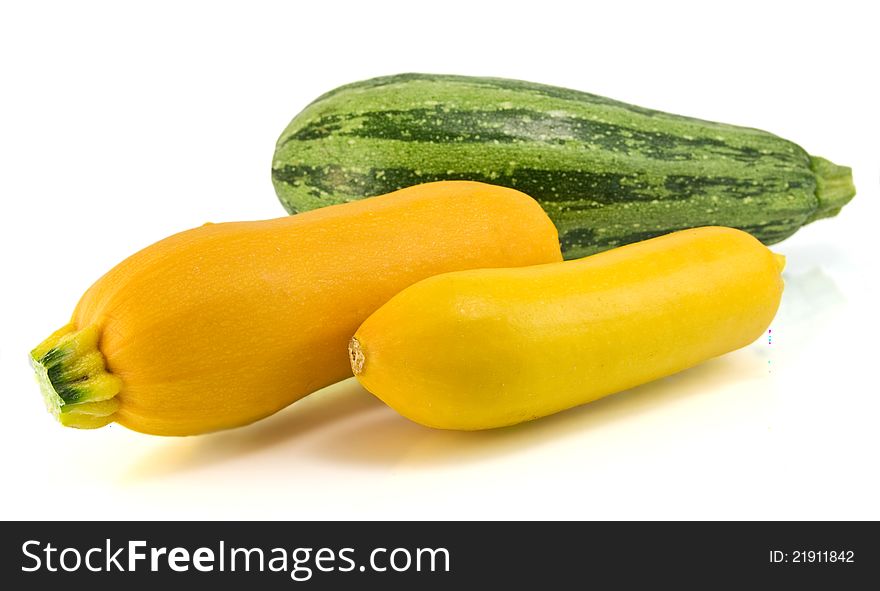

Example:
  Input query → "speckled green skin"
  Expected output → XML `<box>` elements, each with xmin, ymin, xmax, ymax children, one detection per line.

<box><xmin>272</xmin><ymin>73</ymin><xmax>855</xmax><ymax>258</ymax></box>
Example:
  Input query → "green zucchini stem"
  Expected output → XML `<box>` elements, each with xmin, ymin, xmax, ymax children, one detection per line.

<box><xmin>808</xmin><ymin>155</ymin><xmax>856</xmax><ymax>223</ymax></box>
<box><xmin>30</xmin><ymin>324</ymin><xmax>121</xmax><ymax>429</ymax></box>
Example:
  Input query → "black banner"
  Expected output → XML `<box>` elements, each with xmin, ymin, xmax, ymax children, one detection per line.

<box><xmin>2</xmin><ymin>522</ymin><xmax>876</xmax><ymax>588</ymax></box>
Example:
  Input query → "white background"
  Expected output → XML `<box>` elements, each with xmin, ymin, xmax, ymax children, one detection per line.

<box><xmin>1</xmin><ymin>1</ymin><xmax>877</xmax><ymax>520</ymax></box>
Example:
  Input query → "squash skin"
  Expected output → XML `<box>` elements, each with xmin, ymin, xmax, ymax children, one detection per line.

<box><xmin>33</xmin><ymin>181</ymin><xmax>562</xmax><ymax>435</ymax></box>
<box><xmin>273</xmin><ymin>73</ymin><xmax>856</xmax><ymax>259</ymax></box>
<box><xmin>350</xmin><ymin>227</ymin><xmax>784</xmax><ymax>430</ymax></box>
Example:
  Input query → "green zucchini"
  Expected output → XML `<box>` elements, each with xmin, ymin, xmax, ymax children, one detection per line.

<box><xmin>272</xmin><ymin>73</ymin><xmax>855</xmax><ymax>258</ymax></box>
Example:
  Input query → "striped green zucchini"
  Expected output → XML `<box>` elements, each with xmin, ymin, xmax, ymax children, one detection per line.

<box><xmin>272</xmin><ymin>73</ymin><xmax>855</xmax><ymax>258</ymax></box>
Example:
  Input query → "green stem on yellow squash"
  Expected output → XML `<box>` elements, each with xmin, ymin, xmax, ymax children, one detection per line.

<box><xmin>30</xmin><ymin>324</ymin><xmax>121</xmax><ymax>429</ymax></box>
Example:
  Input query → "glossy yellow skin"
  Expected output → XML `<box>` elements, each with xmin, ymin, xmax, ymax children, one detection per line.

<box><xmin>32</xmin><ymin>181</ymin><xmax>561</xmax><ymax>435</ymax></box>
<box><xmin>351</xmin><ymin>227</ymin><xmax>785</xmax><ymax>430</ymax></box>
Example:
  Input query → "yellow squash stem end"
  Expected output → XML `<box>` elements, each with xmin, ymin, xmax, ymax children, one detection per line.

<box><xmin>773</xmin><ymin>253</ymin><xmax>786</xmax><ymax>273</ymax></box>
<box><xmin>30</xmin><ymin>324</ymin><xmax>122</xmax><ymax>429</ymax></box>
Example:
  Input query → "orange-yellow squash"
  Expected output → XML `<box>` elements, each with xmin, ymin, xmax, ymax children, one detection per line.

<box><xmin>31</xmin><ymin>181</ymin><xmax>562</xmax><ymax>435</ymax></box>
<box><xmin>349</xmin><ymin>227</ymin><xmax>785</xmax><ymax>430</ymax></box>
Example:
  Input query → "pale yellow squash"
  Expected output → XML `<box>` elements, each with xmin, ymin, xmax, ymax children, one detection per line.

<box><xmin>350</xmin><ymin>227</ymin><xmax>785</xmax><ymax>430</ymax></box>
<box><xmin>31</xmin><ymin>181</ymin><xmax>562</xmax><ymax>435</ymax></box>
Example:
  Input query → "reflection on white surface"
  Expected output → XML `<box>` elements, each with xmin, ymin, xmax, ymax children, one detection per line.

<box><xmin>773</xmin><ymin>266</ymin><xmax>846</xmax><ymax>362</ymax></box>
<box><xmin>126</xmin><ymin>350</ymin><xmax>773</xmax><ymax>478</ymax></box>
